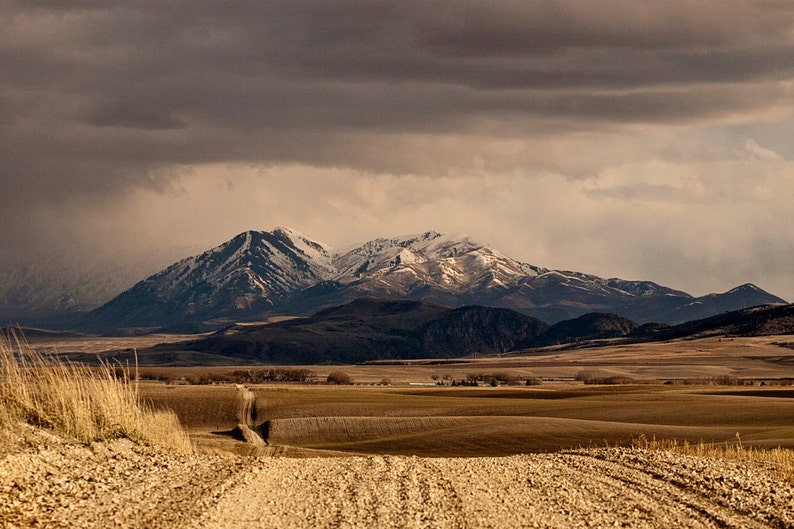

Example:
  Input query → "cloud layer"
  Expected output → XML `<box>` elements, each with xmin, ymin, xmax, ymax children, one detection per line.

<box><xmin>1</xmin><ymin>1</ymin><xmax>793</xmax><ymax>301</ymax></box>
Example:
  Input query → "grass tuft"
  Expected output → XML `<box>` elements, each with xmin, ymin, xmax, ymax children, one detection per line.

<box><xmin>0</xmin><ymin>331</ymin><xmax>192</xmax><ymax>453</ymax></box>
<box><xmin>632</xmin><ymin>434</ymin><xmax>794</xmax><ymax>484</ymax></box>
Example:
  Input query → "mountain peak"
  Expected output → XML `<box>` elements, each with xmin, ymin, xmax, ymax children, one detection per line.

<box><xmin>719</xmin><ymin>283</ymin><xmax>785</xmax><ymax>303</ymax></box>
<box><xmin>727</xmin><ymin>283</ymin><xmax>763</xmax><ymax>295</ymax></box>
<box><xmin>76</xmin><ymin>228</ymin><xmax>789</xmax><ymax>332</ymax></box>
<box><xmin>331</xmin><ymin>231</ymin><xmax>488</xmax><ymax>280</ymax></box>
<box><xmin>272</xmin><ymin>226</ymin><xmax>308</xmax><ymax>241</ymax></box>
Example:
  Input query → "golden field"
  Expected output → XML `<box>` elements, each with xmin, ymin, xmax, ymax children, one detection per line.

<box><xmin>4</xmin><ymin>331</ymin><xmax>794</xmax><ymax>527</ymax></box>
<box><xmin>17</xmin><ymin>331</ymin><xmax>794</xmax><ymax>457</ymax></box>
<box><xmin>83</xmin><ymin>334</ymin><xmax>793</xmax><ymax>457</ymax></box>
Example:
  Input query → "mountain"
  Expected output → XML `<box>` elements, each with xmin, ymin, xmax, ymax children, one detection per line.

<box><xmin>80</xmin><ymin>301</ymin><xmax>794</xmax><ymax>366</ymax></box>
<box><xmin>83</xmin><ymin>228</ymin><xmax>335</xmax><ymax>331</ymax></box>
<box><xmin>640</xmin><ymin>303</ymin><xmax>794</xmax><ymax>341</ymax></box>
<box><xmin>79</xmin><ymin>228</ymin><xmax>787</xmax><ymax>332</ymax></box>
<box><xmin>281</xmin><ymin>231</ymin><xmax>551</xmax><ymax>315</ymax></box>
<box><xmin>657</xmin><ymin>284</ymin><xmax>786</xmax><ymax>323</ymax></box>
<box><xmin>141</xmin><ymin>299</ymin><xmax>550</xmax><ymax>365</ymax></box>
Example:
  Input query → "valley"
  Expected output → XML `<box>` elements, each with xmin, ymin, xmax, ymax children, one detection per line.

<box><xmin>22</xmin><ymin>331</ymin><xmax>794</xmax><ymax>456</ymax></box>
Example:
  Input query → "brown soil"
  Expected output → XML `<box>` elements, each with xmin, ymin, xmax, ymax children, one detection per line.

<box><xmin>2</xmin><ymin>426</ymin><xmax>792</xmax><ymax>528</ymax></box>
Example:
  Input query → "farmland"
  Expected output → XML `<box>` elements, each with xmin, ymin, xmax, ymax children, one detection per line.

<box><xmin>15</xmin><ymin>330</ymin><xmax>794</xmax><ymax>456</ymax></box>
<box><xmin>112</xmin><ymin>334</ymin><xmax>794</xmax><ymax>457</ymax></box>
<box><xmin>5</xmin><ymin>331</ymin><xmax>794</xmax><ymax>527</ymax></box>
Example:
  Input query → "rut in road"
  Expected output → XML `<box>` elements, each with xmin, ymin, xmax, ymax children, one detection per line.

<box><xmin>234</xmin><ymin>384</ymin><xmax>266</xmax><ymax>450</ymax></box>
<box><xmin>184</xmin><ymin>449</ymin><xmax>794</xmax><ymax>529</ymax></box>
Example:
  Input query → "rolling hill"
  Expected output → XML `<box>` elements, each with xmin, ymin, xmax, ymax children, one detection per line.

<box><xmin>143</xmin><ymin>299</ymin><xmax>549</xmax><ymax>365</ymax></box>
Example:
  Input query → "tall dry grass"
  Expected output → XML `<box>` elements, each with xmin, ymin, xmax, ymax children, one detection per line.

<box><xmin>0</xmin><ymin>332</ymin><xmax>192</xmax><ymax>453</ymax></box>
<box><xmin>632</xmin><ymin>434</ymin><xmax>794</xmax><ymax>484</ymax></box>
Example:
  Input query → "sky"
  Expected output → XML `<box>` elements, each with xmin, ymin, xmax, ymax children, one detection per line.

<box><xmin>1</xmin><ymin>0</ymin><xmax>793</xmax><ymax>302</ymax></box>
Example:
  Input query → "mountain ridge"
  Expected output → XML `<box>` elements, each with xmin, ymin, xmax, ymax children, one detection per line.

<box><xmin>71</xmin><ymin>227</ymin><xmax>787</xmax><ymax>332</ymax></box>
<box><xmin>142</xmin><ymin>299</ymin><xmax>551</xmax><ymax>365</ymax></box>
<box><xmin>124</xmin><ymin>299</ymin><xmax>794</xmax><ymax>366</ymax></box>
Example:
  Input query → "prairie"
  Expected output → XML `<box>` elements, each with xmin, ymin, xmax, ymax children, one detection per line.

<box><xmin>20</xmin><ymin>332</ymin><xmax>794</xmax><ymax>457</ymax></box>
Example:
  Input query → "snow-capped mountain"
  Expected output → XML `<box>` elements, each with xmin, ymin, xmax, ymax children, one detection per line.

<box><xmin>77</xmin><ymin>228</ymin><xmax>788</xmax><ymax>332</ymax></box>
<box><xmin>83</xmin><ymin>228</ymin><xmax>336</xmax><ymax>330</ymax></box>
<box><xmin>327</xmin><ymin>231</ymin><xmax>546</xmax><ymax>302</ymax></box>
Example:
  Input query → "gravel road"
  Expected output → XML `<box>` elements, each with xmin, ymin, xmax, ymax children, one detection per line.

<box><xmin>188</xmin><ymin>450</ymin><xmax>793</xmax><ymax>529</ymax></box>
<box><xmin>2</xmin><ymin>428</ymin><xmax>792</xmax><ymax>529</ymax></box>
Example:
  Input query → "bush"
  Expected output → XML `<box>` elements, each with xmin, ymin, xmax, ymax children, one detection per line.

<box><xmin>327</xmin><ymin>371</ymin><xmax>352</xmax><ymax>385</ymax></box>
<box><xmin>492</xmin><ymin>372</ymin><xmax>519</xmax><ymax>385</ymax></box>
<box><xmin>0</xmin><ymin>332</ymin><xmax>192</xmax><ymax>452</ymax></box>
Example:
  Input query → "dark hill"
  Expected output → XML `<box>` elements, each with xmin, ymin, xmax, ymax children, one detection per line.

<box><xmin>143</xmin><ymin>298</ymin><xmax>549</xmax><ymax>365</ymax></box>
<box><xmin>642</xmin><ymin>303</ymin><xmax>794</xmax><ymax>341</ymax></box>
<box><xmin>536</xmin><ymin>313</ymin><xmax>638</xmax><ymax>346</ymax></box>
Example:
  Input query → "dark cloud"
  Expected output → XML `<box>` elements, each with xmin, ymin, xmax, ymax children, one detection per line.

<box><xmin>1</xmin><ymin>1</ymin><xmax>793</xmax><ymax>301</ymax></box>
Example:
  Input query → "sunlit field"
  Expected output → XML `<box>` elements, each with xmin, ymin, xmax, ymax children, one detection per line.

<box><xmin>20</xmin><ymin>331</ymin><xmax>794</xmax><ymax>457</ymax></box>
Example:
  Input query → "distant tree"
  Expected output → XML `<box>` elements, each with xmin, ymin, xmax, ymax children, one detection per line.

<box><xmin>327</xmin><ymin>371</ymin><xmax>352</xmax><ymax>385</ymax></box>
<box><xmin>493</xmin><ymin>372</ymin><xmax>519</xmax><ymax>385</ymax></box>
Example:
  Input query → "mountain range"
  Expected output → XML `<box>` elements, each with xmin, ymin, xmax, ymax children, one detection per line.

<box><xmin>78</xmin><ymin>227</ymin><xmax>787</xmax><ymax>333</ymax></box>
<box><xmin>93</xmin><ymin>299</ymin><xmax>792</xmax><ymax>366</ymax></box>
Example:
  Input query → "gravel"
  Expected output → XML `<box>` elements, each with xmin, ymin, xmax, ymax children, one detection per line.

<box><xmin>2</xmin><ymin>427</ymin><xmax>792</xmax><ymax>529</ymax></box>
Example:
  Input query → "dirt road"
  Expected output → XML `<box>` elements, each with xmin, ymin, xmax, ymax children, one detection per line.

<box><xmin>2</xmin><ymin>429</ymin><xmax>792</xmax><ymax>529</ymax></box>
<box><xmin>187</xmin><ymin>449</ymin><xmax>793</xmax><ymax>529</ymax></box>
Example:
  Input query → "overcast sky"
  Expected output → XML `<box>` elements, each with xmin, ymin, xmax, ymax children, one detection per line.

<box><xmin>1</xmin><ymin>0</ymin><xmax>793</xmax><ymax>300</ymax></box>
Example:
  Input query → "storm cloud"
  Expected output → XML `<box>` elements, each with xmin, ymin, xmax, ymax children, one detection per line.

<box><xmin>1</xmin><ymin>1</ymin><xmax>793</xmax><ymax>303</ymax></box>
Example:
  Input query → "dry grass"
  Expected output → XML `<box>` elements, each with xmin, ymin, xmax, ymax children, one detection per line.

<box><xmin>0</xmin><ymin>332</ymin><xmax>193</xmax><ymax>453</ymax></box>
<box><xmin>632</xmin><ymin>434</ymin><xmax>794</xmax><ymax>484</ymax></box>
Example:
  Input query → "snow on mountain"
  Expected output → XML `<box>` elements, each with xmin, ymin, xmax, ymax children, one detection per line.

<box><xmin>332</xmin><ymin>231</ymin><xmax>547</xmax><ymax>296</ymax></box>
<box><xmin>81</xmin><ymin>228</ymin><xmax>337</xmax><ymax>330</ymax></box>
<box><xmin>333</xmin><ymin>231</ymin><xmax>481</xmax><ymax>278</ymax></box>
<box><xmin>44</xmin><ymin>227</ymin><xmax>788</xmax><ymax>332</ymax></box>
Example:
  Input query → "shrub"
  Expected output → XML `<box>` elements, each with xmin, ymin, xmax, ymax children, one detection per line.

<box><xmin>326</xmin><ymin>371</ymin><xmax>352</xmax><ymax>385</ymax></box>
<box><xmin>492</xmin><ymin>372</ymin><xmax>519</xmax><ymax>385</ymax></box>
<box><xmin>575</xmin><ymin>370</ymin><xmax>597</xmax><ymax>382</ymax></box>
<box><xmin>0</xmin><ymin>331</ymin><xmax>192</xmax><ymax>453</ymax></box>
